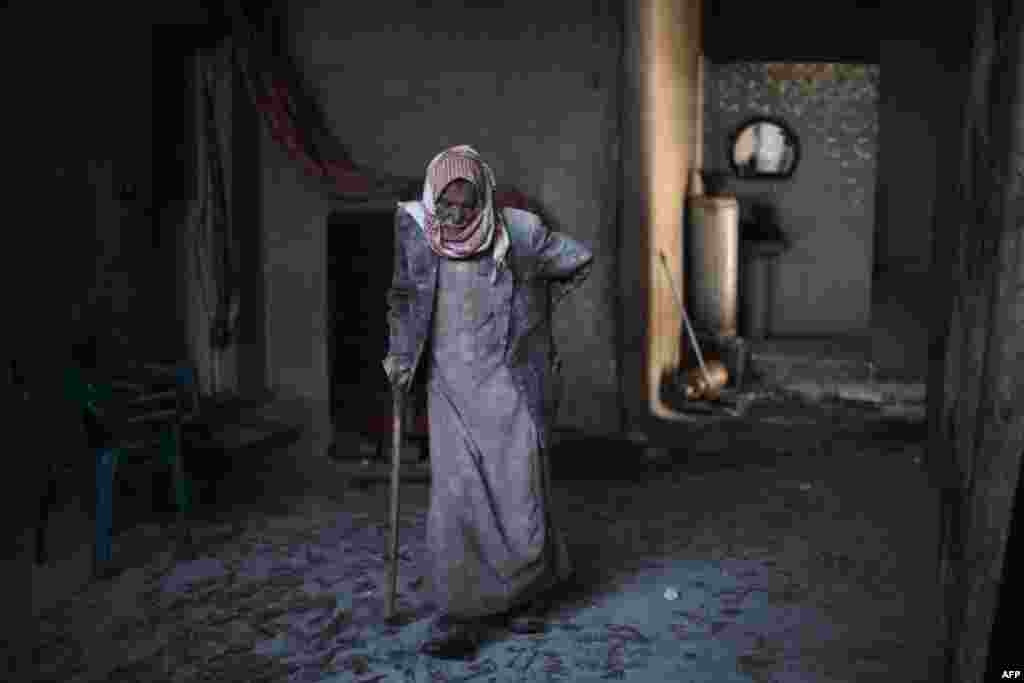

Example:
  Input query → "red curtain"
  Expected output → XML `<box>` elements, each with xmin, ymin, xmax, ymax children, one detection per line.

<box><xmin>230</xmin><ymin>7</ymin><xmax>534</xmax><ymax>208</ymax></box>
<box><xmin>250</xmin><ymin>78</ymin><xmax>534</xmax><ymax>210</ymax></box>
<box><xmin>251</xmin><ymin>79</ymin><xmax>376</xmax><ymax>195</ymax></box>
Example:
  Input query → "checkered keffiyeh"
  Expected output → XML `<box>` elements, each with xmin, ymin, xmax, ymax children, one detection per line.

<box><xmin>421</xmin><ymin>146</ymin><xmax>509</xmax><ymax>278</ymax></box>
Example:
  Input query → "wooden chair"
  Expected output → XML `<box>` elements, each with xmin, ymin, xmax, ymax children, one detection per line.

<box><xmin>45</xmin><ymin>362</ymin><xmax>201</xmax><ymax>578</ymax></box>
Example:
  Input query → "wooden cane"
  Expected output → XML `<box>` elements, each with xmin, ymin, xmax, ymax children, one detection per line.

<box><xmin>386</xmin><ymin>388</ymin><xmax>404</xmax><ymax>621</ymax></box>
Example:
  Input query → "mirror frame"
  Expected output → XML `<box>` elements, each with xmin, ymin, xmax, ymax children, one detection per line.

<box><xmin>727</xmin><ymin>116</ymin><xmax>801</xmax><ymax>180</ymax></box>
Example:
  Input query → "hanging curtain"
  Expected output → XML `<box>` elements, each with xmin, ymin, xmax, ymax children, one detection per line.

<box><xmin>228</xmin><ymin>7</ymin><xmax>413</xmax><ymax>201</ymax></box>
<box><xmin>176</xmin><ymin>4</ymin><xmax>535</xmax><ymax>400</ymax></box>
<box><xmin>184</xmin><ymin>41</ymin><xmax>239</xmax><ymax>397</ymax></box>
<box><xmin>224</xmin><ymin>3</ymin><xmax>533</xmax><ymax>209</ymax></box>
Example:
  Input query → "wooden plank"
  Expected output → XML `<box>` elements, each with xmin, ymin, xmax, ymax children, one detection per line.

<box><xmin>124</xmin><ymin>408</ymin><xmax>178</xmax><ymax>424</ymax></box>
<box><xmin>126</xmin><ymin>390</ymin><xmax>177</xmax><ymax>404</ymax></box>
<box><xmin>110</xmin><ymin>381</ymin><xmax>145</xmax><ymax>392</ymax></box>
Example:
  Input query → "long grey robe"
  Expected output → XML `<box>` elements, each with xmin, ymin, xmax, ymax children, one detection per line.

<box><xmin>386</xmin><ymin>206</ymin><xmax>592</xmax><ymax>618</ymax></box>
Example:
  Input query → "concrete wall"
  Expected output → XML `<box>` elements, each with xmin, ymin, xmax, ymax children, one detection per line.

<box><xmin>875</xmin><ymin>43</ymin><xmax>941</xmax><ymax>276</ymax></box>
<box><xmin>14</xmin><ymin>2</ymin><xmax>210</xmax><ymax>672</ymax></box>
<box><xmin>704</xmin><ymin>63</ymin><xmax>880</xmax><ymax>335</ymax></box>
<box><xmin>16</xmin><ymin>3</ymin><xmax>263</xmax><ymax>383</ymax></box>
<box><xmin>60</xmin><ymin>22</ymin><xmax>162</xmax><ymax>362</ymax></box>
<box><xmin>22</xmin><ymin>4</ymin><xmax>212</xmax><ymax>365</ymax></box>
<box><xmin>258</xmin><ymin>119</ymin><xmax>335</xmax><ymax>484</ymax></box>
<box><xmin>260</xmin><ymin>121</ymin><xmax>330</xmax><ymax>405</ymax></box>
<box><xmin>875</xmin><ymin>28</ymin><xmax>970</xmax><ymax>277</ymax></box>
<box><xmin>279</xmin><ymin>0</ymin><xmax>623</xmax><ymax>434</ymax></box>
<box><xmin>868</xmin><ymin>19</ymin><xmax>971</xmax><ymax>378</ymax></box>
<box><xmin>868</xmin><ymin>38</ymin><xmax>945</xmax><ymax>378</ymax></box>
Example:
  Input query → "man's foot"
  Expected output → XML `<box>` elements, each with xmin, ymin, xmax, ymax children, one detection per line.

<box><xmin>501</xmin><ymin>594</ymin><xmax>555</xmax><ymax>635</ymax></box>
<box><xmin>504</xmin><ymin>574</ymin><xmax>583</xmax><ymax>634</ymax></box>
<box><xmin>507</xmin><ymin>615</ymin><xmax>547</xmax><ymax>635</ymax></box>
<box><xmin>420</xmin><ymin>615</ymin><xmax>481</xmax><ymax>659</ymax></box>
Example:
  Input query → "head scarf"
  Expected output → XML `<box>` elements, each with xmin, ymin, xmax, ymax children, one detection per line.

<box><xmin>420</xmin><ymin>146</ymin><xmax>509</xmax><ymax>280</ymax></box>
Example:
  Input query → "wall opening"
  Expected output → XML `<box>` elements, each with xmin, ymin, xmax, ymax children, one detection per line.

<box><xmin>326</xmin><ymin>210</ymin><xmax>394</xmax><ymax>433</ymax></box>
<box><xmin>703</xmin><ymin>61</ymin><xmax>880</xmax><ymax>338</ymax></box>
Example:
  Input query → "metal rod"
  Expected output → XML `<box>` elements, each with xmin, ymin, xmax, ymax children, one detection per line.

<box><xmin>386</xmin><ymin>390</ymin><xmax>404</xmax><ymax>620</ymax></box>
<box><xmin>658</xmin><ymin>251</ymin><xmax>711</xmax><ymax>383</ymax></box>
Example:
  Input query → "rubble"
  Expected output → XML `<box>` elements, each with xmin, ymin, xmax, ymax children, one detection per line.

<box><xmin>32</xmin><ymin>395</ymin><xmax>936</xmax><ymax>681</ymax></box>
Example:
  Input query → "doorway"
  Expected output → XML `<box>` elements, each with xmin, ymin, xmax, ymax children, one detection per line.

<box><xmin>327</xmin><ymin>210</ymin><xmax>395</xmax><ymax>432</ymax></box>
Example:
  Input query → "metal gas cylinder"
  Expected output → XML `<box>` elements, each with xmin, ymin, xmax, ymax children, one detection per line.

<box><xmin>688</xmin><ymin>195</ymin><xmax>740</xmax><ymax>338</ymax></box>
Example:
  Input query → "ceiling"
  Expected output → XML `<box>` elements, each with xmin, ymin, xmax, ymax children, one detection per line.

<box><xmin>703</xmin><ymin>0</ymin><xmax>883</xmax><ymax>64</ymax></box>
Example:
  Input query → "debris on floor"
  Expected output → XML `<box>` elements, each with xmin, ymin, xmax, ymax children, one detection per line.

<box><xmin>32</xmin><ymin>391</ymin><xmax>943</xmax><ymax>682</ymax></box>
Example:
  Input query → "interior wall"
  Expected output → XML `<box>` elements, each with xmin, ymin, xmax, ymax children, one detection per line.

<box><xmin>69</xmin><ymin>23</ymin><xmax>162</xmax><ymax>364</ymax></box>
<box><xmin>232</xmin><ymin>51</ymin><xmax>268</xmax><ymax>397</ymax></box>
<box><xmin>260</xmin><ymin>129</ymin><xmax>330</xmax><ymax>405</ymax></box>
<box><xmin>10</xmin><ymin>1</ymin><xmax>229</xmax><ymax>379</ymax></box>
<box><xmin>620</xmin><ymin>0</ymin><xmax>703</xmax><ymax>425</ymax></box>
<box><xmin>619</xmin><ymin>0</ymin><xmax>650</xmax><ymax>431</ymax></box>
<box><xmin>259</xmin><ymin>117</ymin><xmax>333</xmax><ymax>477</ymax></box>
<box><xmin>867</xmin><ymin>17</ymin><xmax>971</xmax><ymax>379</ymax></box>
<box><xmin>876</xmin><ymin>40</ymin><xmax>962</xmax><ymax>276</ymax></box>
<box><xmin>37</xmin><ymin>5</ymin><xmax>211</xmax><ymax>367</ymax></box>
<box><xmin>14</xmin><ymin>1</ymin><xmax>210</xmax><ymax>664</ymax></box>
<box><xmin>873</xmin><ymin>20</ymin><xmax>971</xmax><ymax>280</ymax></box>
<box><xmin>281</xmin><ymin>0</ymin><xmax>622</xmax><ymax>434</ymax></box>
<box><xmin>703</xmin><ymin>63</ymin><xmax>880</xmax><ymax>335</ymax></box>
<box><xmin>875</xmin><ymin>42</ymin><xmax>933</xmax><ymax>276</ymax></box>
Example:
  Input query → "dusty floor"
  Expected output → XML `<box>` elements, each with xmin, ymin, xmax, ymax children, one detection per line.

<box><xmin>32</xmin><ymin>388</ymin><xmax>944</xmax><ymax>682</ymax></box>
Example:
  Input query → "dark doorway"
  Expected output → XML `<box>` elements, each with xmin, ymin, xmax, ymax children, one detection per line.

<box><xmin>327</xmin><ymin>211</ymin><xmax>395</xmax><ymax>431</ymax></box>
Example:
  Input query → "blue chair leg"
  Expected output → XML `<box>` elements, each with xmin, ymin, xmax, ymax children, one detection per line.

<box><xmin>94</xmin><ymin>448</ymin><xmax>117</xmax><ymax>576</ymax></box>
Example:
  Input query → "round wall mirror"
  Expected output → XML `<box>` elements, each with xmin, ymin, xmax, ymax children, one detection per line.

<box><xmin>729</xmin><ymin>117</ymin><xmax>800</xmax><ymax>179</ymax></box>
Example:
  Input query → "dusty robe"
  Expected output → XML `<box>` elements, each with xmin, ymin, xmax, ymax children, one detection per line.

<box><xmin>386</xmin><ymin>205</ymin><xmax>592</xmax><ymax>618</ymax></box>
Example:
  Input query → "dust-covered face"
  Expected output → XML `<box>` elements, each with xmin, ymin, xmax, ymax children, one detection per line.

<box><xmin>436</xmin><ymin>179</ymin><xmax>479</xmax><ymax>227</ymax></box>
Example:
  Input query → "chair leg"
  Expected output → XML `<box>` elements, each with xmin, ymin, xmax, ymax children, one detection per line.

<box><xmin>93</xmin><ymin>448</ymin><xmax>117</xmax><ymax>578</ymax></box>
<box><xmin>169</xmin><ymin>423</ymin><xmax>194</xmax><ymax>558</ymax></box>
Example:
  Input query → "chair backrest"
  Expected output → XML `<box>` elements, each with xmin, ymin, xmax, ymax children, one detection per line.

<box><xmin>80</xmin><ymin>362</ymin><xmax>203</xmax><ymax>429</ymax></box>
<box><xmin>134</xmin><ymin>362</ymin><xmax>203</xmax><ymax>423</ymax></box>
<box><xmin>174</xmin><ymin>365</ymin><xmax>201</xmax><ymax>421</ymax></box>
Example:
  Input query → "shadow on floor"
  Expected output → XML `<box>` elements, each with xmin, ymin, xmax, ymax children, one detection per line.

<box><xmin>547</xmin><ymin>435</ymin><xmax>781</xmax><ymax>482</ymax></box>
<box><xmin>33</xmin><ymin>391</ymin><xmax>944</xmax><ymax>682</ymax></box>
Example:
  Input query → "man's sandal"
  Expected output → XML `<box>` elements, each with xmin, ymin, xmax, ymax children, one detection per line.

<box><xmin>420</xmin><ymin>616</ymin><xmax>481</xmax><ymax>659</ymax></box>
<box><xmin>507</xmin><ymin>615</ymin><xmax>547</xmax><ymax>635</ymax></box>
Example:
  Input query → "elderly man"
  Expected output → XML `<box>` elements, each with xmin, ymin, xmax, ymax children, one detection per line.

<box><xmin>383</xmin><ymin>146</ymin><xmax>593</xmax><ymax>658</ymax></box>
